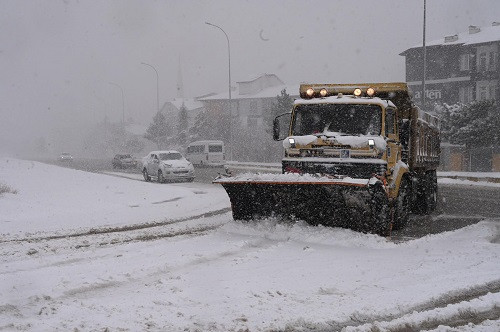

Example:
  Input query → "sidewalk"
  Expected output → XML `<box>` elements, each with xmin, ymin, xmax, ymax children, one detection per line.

<box><xmin>438</xmin><ymin>171</ymin><xmax>500</xmax><ymax>183</ymax></box>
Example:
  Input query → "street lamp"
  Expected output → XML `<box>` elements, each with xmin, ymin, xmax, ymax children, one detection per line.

<box><xmin>141</xmin><ymin>62</ymin><xmax>160</xmax><ymax>112</ymax></box>
<box><xmin>109</xmin><ymin>82</ymin><xmax>125</xmax><ymax>125</ymax></box>
<box><xmin>206</xmin><ymin>21</ymin><xmax>233</xmax><ymax>160</ymax></box>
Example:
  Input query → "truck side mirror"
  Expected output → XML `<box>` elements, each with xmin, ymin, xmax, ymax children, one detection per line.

<box><xmin>273</xmin><ymin>112</ymin><xmax>291</xmax><ymax>141</ymax></box>
<box><xmin>273</xmin><ymin>118</ymin><xmax>280</xmax><ymax>141</ymax></box>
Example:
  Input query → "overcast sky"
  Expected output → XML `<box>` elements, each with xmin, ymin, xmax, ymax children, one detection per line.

<box><xmin>1</xmin><ymin>0</ymin><xmax>499</xmax><ymax>153</ymax></box>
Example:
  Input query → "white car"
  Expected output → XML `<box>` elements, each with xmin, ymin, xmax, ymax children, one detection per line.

<box><xmin>142</xmin><ymin>150</ymin><xmax>195</xmax><ymax>183</ymax></box>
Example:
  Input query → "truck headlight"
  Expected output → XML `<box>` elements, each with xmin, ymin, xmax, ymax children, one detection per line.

<box><xmin>288</xmin><ymin>137</ymin><xmax>296</xmax><ymax>148</ymax></box>
<box><xmin>368</xmin><ymin>139</ymin><xmax>375</xmax><ymax>148</ymax></box>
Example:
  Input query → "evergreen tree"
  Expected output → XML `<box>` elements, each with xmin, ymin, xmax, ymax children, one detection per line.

<box><xmin>443</xmin><ymin>100</ymin><xmax>500</xmax><ymax>147</ymax></box>
<box><xmin>189</xmin><ymin>107</ymin><xmax>223</xmax><ymax>141</ymax></box>
<box><xmin>144</xmin><ymin>111</ymin><xmax>169</xmax><ymax>149</ymax></box>
<box><xmin>177</xmin><ymin>104</ymin><xmax>189</xmax><ymax>144</ymax></box>
<box><xmin>451</xmin><ymin>100</ymin><xmax>499</xmax><ymax>147</ymax></box>
<box><xmin>265</xmin><ymin>89</ymin><xmax>293</xmax><ymax>134</ymax></box>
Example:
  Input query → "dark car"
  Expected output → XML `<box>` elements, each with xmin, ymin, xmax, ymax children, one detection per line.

<box><xmin>59</xmin><ymin>152</ymin><xmax>73</xmax><ymax>162</ymax></box>
<box><xmin>112</xmin><ymin>154</ymin><xmax>138</xmax><ymax>169</ymax></box>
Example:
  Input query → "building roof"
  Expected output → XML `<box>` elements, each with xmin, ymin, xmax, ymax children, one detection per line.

<box><xmin>163</xmin><ymin>98</ymin><xmax>204</xmax><ymax>111</ymax></box>
<box><xmin>236</xmin><ymin>73</ymin><xmax>284</xmax><ymax>84</ymax></box>
<box><xmin>400</xmin><ymin>23</ymin><xmax>500</xmax><ymax>55</ymax></box>
<box><xmin>198</xmin><ymin>84</ymin><xmax>300</xmax><ymax>101</ymax></box>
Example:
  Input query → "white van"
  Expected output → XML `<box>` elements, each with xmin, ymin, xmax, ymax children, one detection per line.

<box><xmin>186</xmin><ymin>140</ymin><xmax>225</xmax><ymax>166</ymax></box>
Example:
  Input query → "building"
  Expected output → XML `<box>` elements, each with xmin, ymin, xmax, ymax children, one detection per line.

<box><xmin>160</xmin><ymin>97</ymin><xmax>206</xmax><ymax>134</ymax></box>
<box><xmin>400</xmin><ymin>22</ymin><xmax>500</xmax><ymax>107</ymax></box>
<box><xmin>198</xmin><ymin>73</ymin><xmax>299</xmax><ymax>130</ymax></box>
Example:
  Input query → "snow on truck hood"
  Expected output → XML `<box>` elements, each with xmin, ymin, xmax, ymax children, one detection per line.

<box><xmin>283</xmin><ymin>134</ymin><xmax>386</xmax><ymax>150</ymax></box>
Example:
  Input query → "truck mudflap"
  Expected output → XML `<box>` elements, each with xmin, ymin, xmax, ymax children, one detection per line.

<box><xmin>214</xmin><ymin>174</ymin><xmax>391</xmax><ymax>235</ymax></box>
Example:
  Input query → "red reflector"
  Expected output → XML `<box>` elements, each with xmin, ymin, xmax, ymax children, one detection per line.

<box><xmin>284</xmin><ymin>166</ymin><xmax>301</xmax><ymax>174</ymax></box>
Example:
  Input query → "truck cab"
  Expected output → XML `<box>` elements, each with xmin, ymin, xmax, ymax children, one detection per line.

<box><xmin>273</xmin><ymin>83</ymin><xmax>440</xmax><ymax>216</ymax></box>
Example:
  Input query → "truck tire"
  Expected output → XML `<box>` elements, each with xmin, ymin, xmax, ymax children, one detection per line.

<box><xmin>393</xmin><ymin>177</ymin><xmax>411</xmax><ymax>230</ymax></box>
<box><xmin>413</xmin><ymin>171</ymin><xmax>437</xmax><ymax>215</ymax></box>
<box><xmin>369</xmin><ymin>184</ymin><xmax>391</xmax><ymax>236</ymax></box>
<box><xmin>427</xmin><ymin>170</ymin><xmax>438</xmax><ymax>212</ymax></box>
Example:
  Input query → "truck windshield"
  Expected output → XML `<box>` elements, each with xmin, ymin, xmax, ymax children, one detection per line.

<box><xmin>292</xmin><ymin>104</ymin><xmax>382</xmax><ymax>136</ymax></box>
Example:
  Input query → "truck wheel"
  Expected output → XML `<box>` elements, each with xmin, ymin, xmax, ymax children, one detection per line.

<box><xmin>143</xmin><ymin>168</ymin><xmax>151</xmax><ymax>182</ymax></box>
<box><xmin>393</xmin><ymin>178</ymin><xmax>411</xmax><ymax>230</ymax></box>
<box><xmin>413</xmin><ymin>171</ymin><xmax>437</xmax><ymax>215</ymax></box>
<box><xmin>370</xmin><ymin>184</ymin><xmax>391</xmax><ymax>236</ymax></box>
<box><xmin>427</xmin><ymin>171</ymin><xmax>438</xmax><ymax>212</ymax></box>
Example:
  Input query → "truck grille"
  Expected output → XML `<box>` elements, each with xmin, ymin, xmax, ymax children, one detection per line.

<box><xmin>282</xmin><ymin>160</ymin><xmax>386</xmax><ymax>178</ymax></box>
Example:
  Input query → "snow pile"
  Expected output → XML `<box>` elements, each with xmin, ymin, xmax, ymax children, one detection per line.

<box><xmin>215</xmin><ymin>171</ymin><xmax>372</xmax><ymax>185</ymax></box>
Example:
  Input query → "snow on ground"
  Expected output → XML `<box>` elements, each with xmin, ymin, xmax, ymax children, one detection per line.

<box><xmin>0</xmin><ymin>158</ymin><xmax>230</xmax><ymax>237</ymax></box>
<box><xmin>1</xmin><ymin>158</ymin><xmax>499</xmax><ymax>331</ymax></box>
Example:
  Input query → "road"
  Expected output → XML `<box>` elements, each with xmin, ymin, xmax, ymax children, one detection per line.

<box><xmin>3</xmin><ymin>158</ymin><xmax>499</xmax><ymax>331</ymax></box>
<box><xmin>35</xmin><ymin>157</ymin><xmax>500</xmax><ymax>240</ymax></box>
<box><xmin>37</xmin><ymin>157</ymin><xmax>223</xmax><ymax>183</ymax></box>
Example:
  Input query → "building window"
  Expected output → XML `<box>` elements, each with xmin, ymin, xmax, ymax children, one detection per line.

<box><xmin>479</xmin><ymin>86</ymin><xmax>488</xmax><ymax>101</ymax></box>
<box><xmin>488</xmin><ymin>52</ymin><xmax>498</xmax><ymax>71</ymax></box>
<box><xmin>476</xmin><ymin>80</ymin><xmax>498</xmax><ymax>101</ymax></box>
<box><xmin>247</xmin><ymin>116</ymin><xmax>259</xmax><ymax>128</ymax></box>
<box><xmin>459</xmin><ymin>54</ymin><xmax>470</xmax><ymax>71</ymax></box>
<box><xmin>489</xmin><ymin>85</ymin><xmax>497</xmax><ymax>101</ymax></box>
<box><xmin>249</xmin><ymin>101</ymin><xmax>260</xmax><ymax>116</ymax></box>
<box><xmin>478</xmin><ymin>52</ymin><xmax>487</xmax><ymax>72</ymax></box>
<box><xmin>459</xmin><ymin>86</ymin><xmax>473</xmax><ymax>104</ymax></box>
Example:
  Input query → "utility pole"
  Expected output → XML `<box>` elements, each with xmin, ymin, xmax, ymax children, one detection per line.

<box><xmin>422</xmin><ymin>0</ymin><xmax>427</xmax><ymax>110</ymax></box>
<box><xmin>206</xmin><ymin>21</ymin><xmax>233</xmax><ymax>161</ymax></box>
<box><xmin>141</xmin><ymin>62</ymin><xmax>160</xmax><ymax>112</ymax></box>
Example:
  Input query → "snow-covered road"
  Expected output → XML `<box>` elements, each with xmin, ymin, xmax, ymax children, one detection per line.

<box><xmin>1</xmin><ymin>158</ymin><xmax>499</xmax><ymax>331</ymax></box>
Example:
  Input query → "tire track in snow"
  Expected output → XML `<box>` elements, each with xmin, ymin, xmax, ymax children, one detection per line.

<box><xmin>0</xmin><ymin>207</ymin><xmax>231</xmax><ymax>243</ymax></box>
<box><xmin>286</xmin><ymin>279</ymin><xmax>500</xmax><ymax>331</ymax></box>
<box><xmin>0</xmin><ymin>210</ymin><xmax>232</xmax><ymax>265</ymax></box>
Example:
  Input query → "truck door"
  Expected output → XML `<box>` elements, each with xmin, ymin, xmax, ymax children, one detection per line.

<box><xmin>385</xmin><ymin>108</ymin><xmax>400</xmax><ymax>167</ymax></box>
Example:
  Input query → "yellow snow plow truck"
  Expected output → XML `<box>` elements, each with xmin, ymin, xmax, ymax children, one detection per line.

<box><xmin>214</xmin><ymin>83</ymin><xmax>440</xmax><ymax>235</ymax></box>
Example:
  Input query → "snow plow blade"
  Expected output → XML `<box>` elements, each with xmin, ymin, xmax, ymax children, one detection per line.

<box><xmin>214</xmin><ymin>174</ymin><xmax>391</xmax><ymax>235</ymax></box>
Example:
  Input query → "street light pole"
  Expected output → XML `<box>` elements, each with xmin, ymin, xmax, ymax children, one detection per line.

<box><xmin>422</xmin><ymin>0</ymin><xmax>427</xmax><ymax>110</ymax></box>
<box><xmin>206</xmin><ymin>21</ymin><xmax>233</xmax><ymax>161</ymax></box>
<box><xmin>109</xmin><ymin>82</ymin><xmax>125</xmax><ymax>125</ymax></box>
<box><xmin>141</xmin><ymin>62</ymin><xmax>160</xmax><ymax>112</ymax></box>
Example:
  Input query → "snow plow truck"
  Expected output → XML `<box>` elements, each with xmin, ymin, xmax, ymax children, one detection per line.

<box><xmin>214</xmin><ymin>83</ymin><xmax>440</xmax><ymax>235</ymax></box>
